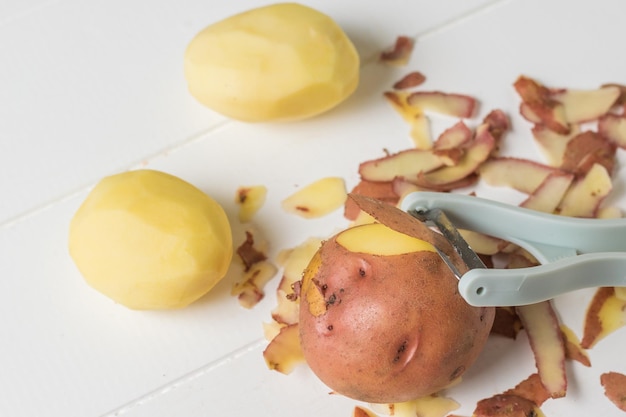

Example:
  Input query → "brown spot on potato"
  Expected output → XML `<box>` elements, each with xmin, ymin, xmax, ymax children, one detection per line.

<box><xmin>450</xmin><ymin>365</ymin><xmax>465</xmax><ymax>381</ymax></box>
<box><xmin>327</xmin><ymin>293</ymin><xmax>338</xmax><ymax>307</ymax></box>
<box><xmin>393</xmin><ymin>341</ymin><xmax>408</xmax><ymax>363</ymax></box>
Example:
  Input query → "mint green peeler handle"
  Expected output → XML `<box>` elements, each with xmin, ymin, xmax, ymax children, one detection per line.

<box><xmin>459</xmin><ymin>253</ymin><xmax>626</xmax><ymax>306</ymax></box>
<box><xmin>401</xmin><ymin>192</ymin><xmax>626</xmax><ymax>257</ymax></box>
<box><xmin>401</xmin><ymin>192</ymin><xmax>626</xmax><ymax>306</ymax></box>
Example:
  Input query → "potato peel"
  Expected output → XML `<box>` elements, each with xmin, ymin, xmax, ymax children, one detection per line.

<box><xmin>490</xmin><ymin>307</ymin><xmax>523</xmax><ymax>340</ymax></box>
<box><xmin>581</xmin><ymin>286</ymin><xmax>626</xmax><ymax>349</ymax></box>
<box><xmin>358</xmin><ymin>148</ymin><xmax>445</xmax><ymax>182</ymax></box>
<box><xmin>600</xmin><ymin>371</ymin><xmax>626</xmax><ymax>412</ymax></box>
<box><xmin>553</xmin><ymin>86</ymin><xmax>620</xmax><ymax>124</ymax></box>
<box><xmin>532</xmin><ymin>124</ymin><xmax>581</xmax><ymax>166</ymax></box>
<box><xmin>384</xmin><ymin>91</ymin><xmax>423</xmax><ymax>122</ymax></box>
<box><xmin>560</xmin><ymin>131</ymin><xmax>617</xmax><ymax>177</ymax></box>
<box><xmin>503</xmin><ymin>373</ymin><xmax>551</xmax><ymax>407</ymax></box>
<box><xmin>434</xmin><ymin>121</ymin><xmax>473</xmax><ymax>153</ymax></box>
<box><xmin>236</xmin><ymin>185</ymin><xmax>267</xmax><ymax>223</ymax></box>
<box><xmin>347</xmin><ymin>193</ymin><xmax>469</xmax><ymax>277</ymax></box>
<box><xmin>516</xmin><ymin>301</ymin><xmax>567</xmax><ymax>398</ymax></box>
<box><xmin>473</xmin><ymin>394</ymin><xmax>546</xmax><ymax>417</ymax></box>
<box><xmin>479</xmin><ymin>157</ymin><xmax>560</xmax><ymax>194</ymax></box>
<box><xmin>380</xmin><ymin>36</ymin><xmax>414</xmax><ymax>66</ymax></box>
<box><xmin>230</xmin><ymin>260</ymin><xmax>278</xmax><ymax>309</ymax></box>
<box><xmin>262</xmin><ymin>323</ymin><xmax>305</xmax><ymax>374</ymax></box>
<box><xmin>558</xmin><ymin>163</ymin><xmax>613</xmax><ymax>217</ymax></box>
<box><xmin>560</xmin><ymin>324</ymin><xmax>591</xmax><ymax>367</ymax></box>
<box><xmin>370</xmin><ymin>395</ymin><xmax>460</xmax><ymax>417</ymax></box>
<box><xmin>470</xmin><ymin>374</ymin><xmax>550</xmax><ymax>417</ymax></box>
<box><xmin>410</xmin><ymin>114</ymin><xmax>433</xmax><ymax>149</ymax></box>
<box><xmin>411</xmin><ymin>123</ymin><xmax>496</xmax><ymax>188</ymax></box>
<box><xmin>344</xmin><ymin>180</ymin><xmax>400</xmax><ymax>220</ymax></box>
<box><xmin>393</xmin><ymin>71</ymin><xmax>426</xmax><ymax>90</ymax></box>
<box><xmin>353</xmin><ymin>406</ymin><xmax>379</xmax><ymax>417</ymax></box>
<box><xmin>407</xmin><ymin>91</ymin><xmax>478</xmax><ymax>118</ymax></box>
<box><xmin>514</xmin><ymin>76</ymin><xmax>569</xmax><ymax>134</ymax></box>
<box><xmin>519</xmin><ymin>171</ymin><xmax>574</xmax><ymax>213</ymax></box>
<box><xmin>599</xmin><ymin>113</ymin><xmax>626</xmax><ymax>149</ymax></box>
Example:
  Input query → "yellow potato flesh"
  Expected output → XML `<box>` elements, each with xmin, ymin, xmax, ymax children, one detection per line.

<box><xmin>336</xmin><ymin>223</ymin><xmax>436</xmax><ymax>255</ymax></box>
<box><xmin>69</xmin><ymin>170</ymin><xmax>233</xmax><ymax>310</ymax></box>
<box><xmin>281</xmin><ymin>176</ymin><xmax>347</xmax><ymax>219</ymax></box>
<box><xmin>184</xmin><ymin>3</ymin><xmax>359</xmax><ymax>122</ymax></box>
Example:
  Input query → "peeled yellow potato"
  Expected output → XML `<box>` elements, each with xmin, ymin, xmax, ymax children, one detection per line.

<box><xmin>184</xmin><ymin>3</ymin><xmax>359</xmax><ymax>122</ymax></box>
<box><xmin>68</xmin><ymin>169</ymin><xmax>233</xmax><ymax>310</ymax></box>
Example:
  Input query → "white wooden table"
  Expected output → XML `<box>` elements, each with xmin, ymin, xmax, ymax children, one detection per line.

<box><xmin>1</xmin><ymin>1</ymin><xmax>625</xmax><ymax>416</ymax></box>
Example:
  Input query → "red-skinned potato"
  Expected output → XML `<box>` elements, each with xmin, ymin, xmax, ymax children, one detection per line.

<box><xmin>298</xmin><ymin>222</ymin><xmax>495</xmax><ymax>404</ymax></box>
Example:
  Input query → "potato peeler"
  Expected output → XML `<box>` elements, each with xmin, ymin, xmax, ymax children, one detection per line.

<box><xmin>400</xmin><ymin>191</ymin><xmax>626</xmax><ymax>307</ymax></box>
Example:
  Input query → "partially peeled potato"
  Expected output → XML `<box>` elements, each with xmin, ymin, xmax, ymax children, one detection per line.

<box><xmin>298</xmin><ymin>221</ymin><xmax>494</xmax><ymax>403</ymax></box>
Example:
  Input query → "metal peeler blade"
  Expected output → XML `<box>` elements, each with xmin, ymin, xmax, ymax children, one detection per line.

<box><xmin>408</xmin><ymin>206</ymin><xmax>486</xmax><ymax>277</ymax></box>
